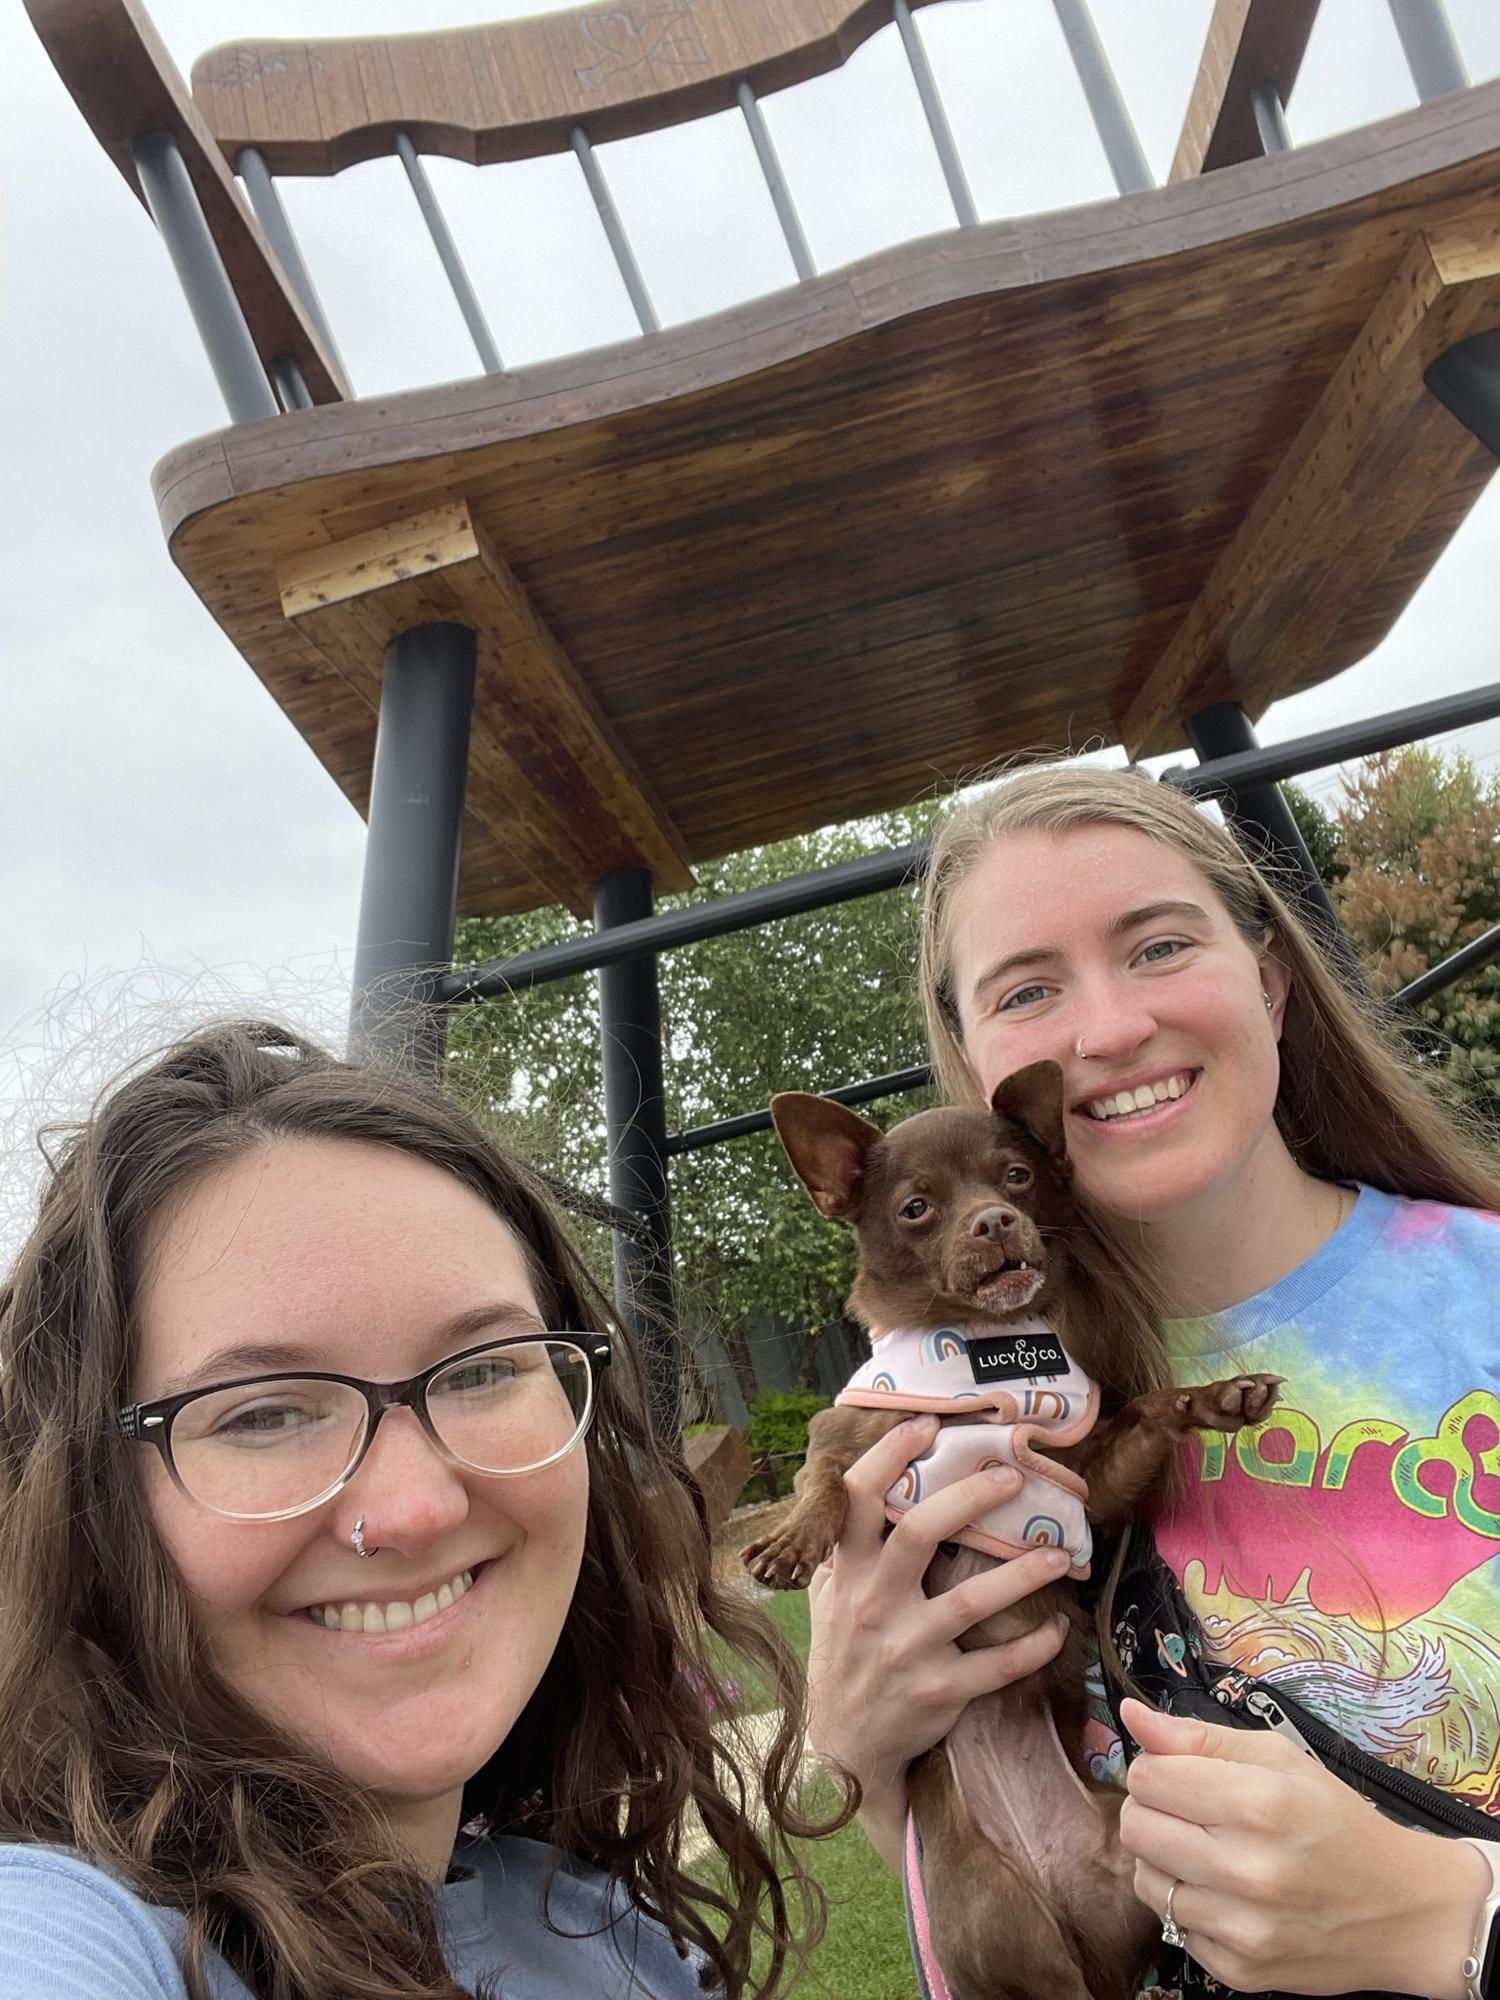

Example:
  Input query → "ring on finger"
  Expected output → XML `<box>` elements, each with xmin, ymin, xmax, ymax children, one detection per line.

<box><xmin>1161</xmin><ymin>1877</ymin><xmax>1188</xmax><ymax>1950</ymax></box>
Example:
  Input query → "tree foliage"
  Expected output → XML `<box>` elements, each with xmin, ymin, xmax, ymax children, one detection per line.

<box><xmin>446</xmin><ymin>807</ymin><xmax>941</xmax><ymax>1342</ymax></box>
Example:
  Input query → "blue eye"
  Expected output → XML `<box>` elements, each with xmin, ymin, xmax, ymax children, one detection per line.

<box><xmin>1139</xmin><ymin>938</ymin><xmax>1187</xmax><ymax>964</ymax></box>
<box><xmin>1000</xmin><ymin>983</ymin><xmax>1050</xmax><ymax>1010</ymax></box>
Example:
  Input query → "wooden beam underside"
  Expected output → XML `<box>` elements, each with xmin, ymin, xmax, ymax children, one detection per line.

<box><xmin>1122</xmin><ymin>220</ymin><xmax>1500</xmax><ymax>758</ymax></box>
<box><xmin>1170</xmin><ymin>0</ymin><xmax>1323</xmax><ymax>182</ymax></box>
<box><xmin>279</xmin><ymin>502</ymin><xmax>694</xmax><ymax>916</ymax></box>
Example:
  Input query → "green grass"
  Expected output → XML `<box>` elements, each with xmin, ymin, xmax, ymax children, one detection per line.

<box><xmin>702</xmin><ymin>1583</ymin><xmax>915</xmax><ymax>1998</ymax></box>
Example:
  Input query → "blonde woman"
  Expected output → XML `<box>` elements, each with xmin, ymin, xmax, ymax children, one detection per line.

<box><xmin>0</xmin><ymin>1023</ymin><xmax>837</xmax><ymax>2000</ymax></box>
<box><xmin>807</xmin><ymin>765</ymin><xmax>1500</xmax><ymax>1999</ymax></box>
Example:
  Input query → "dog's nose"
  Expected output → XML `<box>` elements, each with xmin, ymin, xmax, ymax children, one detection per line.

<box><xmin>969</xmin><ymin>1206</ymin><xmax>1020</xmax><ymax>1242</ymax></box>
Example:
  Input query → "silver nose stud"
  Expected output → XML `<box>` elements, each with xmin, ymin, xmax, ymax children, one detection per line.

<box><xmin>351</xmin><ymin>1516</ymin><xmax>378</xmax><ymax>1560</ymax></box>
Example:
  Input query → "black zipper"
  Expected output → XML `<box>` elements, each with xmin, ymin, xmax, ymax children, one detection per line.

<box><xmin>1208</xmin><ymin>1671</ymin><xmax>1497</xmax><ymax>1839</ymax></box>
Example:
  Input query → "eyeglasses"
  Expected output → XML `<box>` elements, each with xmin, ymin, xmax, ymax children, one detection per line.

<box><xmin>117</xmin><ymin>1334</ymin><xmax>610</xmax><ymax>1522</ymax></box>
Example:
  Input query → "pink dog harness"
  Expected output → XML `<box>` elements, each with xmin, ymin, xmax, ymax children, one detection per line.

<box><xmin>836</xmin><ymin>1320</ymin><xmax>1099</xmax><ymax>1577</ymax></box>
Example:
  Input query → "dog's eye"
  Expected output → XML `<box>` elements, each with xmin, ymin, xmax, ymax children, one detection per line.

<box><xmin>1004</xmin><ymin>1165</ymin><xmax>1033</xmax><ymax>1188</ymax></box>
<box><xmin>898</xmin><ymin>1196</ymin><xmax>931</xmax><ymax>1222</ymax></box>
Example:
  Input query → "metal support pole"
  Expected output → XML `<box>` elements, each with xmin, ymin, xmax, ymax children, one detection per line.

<box><xmin>270</xmin><ymin>355</ymin><xmax>313</xmax><ymax>411</ymax></box>
<box><xmin>1183</xmin><ymin>702</ymin><xmax>1365</xmax><ymax>986</ymax></box>
<box><xmin>1396</xmin><ymin>921</ymin><xmax>1500</xmax><ymax>1009</ymax></box>
<box><xmin>130</xmin><ymin>130</ymin><xmax>277</xmax><ymax>424</ymax></box>
<box><xmin>570</xmin><ymin>127</ymin><xmax>660</xmax><ymax>334</ymax></box>
<box><xmin>893</xmin><ymin>0</ymin><xmax>978</xmax><ymax>227</ymax></box>
<box><xmin>736</xmin><ymin>79</ymin><xmax>815</xmax><ymax>281</ymax></box>
<box><xmin>237</xmin><ymin>146</ymin><xmax>348</xmax><ymax>384</ymax></box>
<box><xmin>667</xmin><ymin>1063</ymin><xmax>933</xmax><ymax>1157</ymax></box>
<box><xmin>1426</xmin><ymin>329</ymin><xmax>1500</xmax><ymax>458</ymax></box>
<box><xmin>1250</xmin><ymin>80</ymin><xmax>1293</xmax><ymax>156</ymax></box>
<box><xmin>394</xmin><ymin>132</ymin><xmax>504</xmax><ymax>374</ymax></box>
<box><xmin>1050</xmin><ymin>0</ymin><xmax>1153</xmax><ymax>194</ymax></box>
<box><xmin>349</xmin><ymin>622</ymin><xmax>476</xmax><ymax>1075</ymax></box>
<box><xmin>594</xmin><ymin>867</ymin><xmax>679</xmax><ymax>1441</ymax></box>
<box><xmin>1387</xmin><ymin>0</ymin><xmax>1469</xmax><ymax>100</ymax></box>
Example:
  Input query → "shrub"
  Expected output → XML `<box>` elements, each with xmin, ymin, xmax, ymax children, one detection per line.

<box><xmin>745</xmin><ymin>1386</ymin><xmax>831</xmax><ymax>1475</ymax></box>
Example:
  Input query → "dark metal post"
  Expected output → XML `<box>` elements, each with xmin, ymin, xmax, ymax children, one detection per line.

<box><xmin>1050</xmin><ymin>0</ymin><xmax>1153</xmax><ymax>193</ymax></box>
<box><xmin>1387</xmin><ymin>0</ymin><xmax>1468</xmax><ymax>100</ymax></box>
<box><xmin>349</xmin><ymin>623</ymin><xmax>476</xmax><ymax>1075</ymax></box>
<box><xmin>1250</xmin><ymin>80</ymin><xmax>1293</xmax><ymax>155</ymax></box>
<box><xmin>237</xmin><ymin>146</ymin><xmax>348</xmax><ymax>383</ymax></box>
<box><xmin>130</xmin><ymin>130</ymin><xmax>276</xmax><ymax>423</ymax></box>
<box><xmin>594</xmin><ymin>866</ymin><xmax>679</xmax><ymax>1441</ymax></box>
<box><xmin>395</xmin><ymin>133</ymin><xmax>504</xmax><ymax>373</ymax></box>
<box><xmin>893</xmin><ymin>0</ymin><xmax>979</xmax><ymax>227</ymax></box>
<box><xmin>737</xmin><ymin>79</ymin><xmax>816</xmax><ymax>281</ymax></box>
<box><xmin>1183</xmin><ymin>702</ymin><xmax>1365</xmax><ymax>985</ymax></box>
<box><xmin>1426</xmin><ymin>329</ymin><xmax>1500</xmax><ymax>457</ymax></box>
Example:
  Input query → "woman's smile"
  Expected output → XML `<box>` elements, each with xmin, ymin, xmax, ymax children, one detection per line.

<box><xmin>291</xmin><ymin>1555</ymin><xmax>493</xmax><ymax>1644</ymax></box>
<box><xmin>1074</xmin><ymin>1067</ymin><xmax>1202</xmax><ymax>1135</ymax></box>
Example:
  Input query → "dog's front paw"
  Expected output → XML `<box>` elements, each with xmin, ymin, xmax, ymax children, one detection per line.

<box><xmin>741</xmin><ymin>1522</ymin><xmax>831</xmax><ymax>1591</ymax></box>
<box><xmin>1173</xmin><ymin>1373</ymin><xmax>1284</xmax><ymax>1433</ymax></box>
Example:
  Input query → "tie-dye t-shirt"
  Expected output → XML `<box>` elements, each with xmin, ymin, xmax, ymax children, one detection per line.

<box><xmin>1152</xmin><ymin>1184</ymin><xmax>1500</xmax><ymax>1813</ymax></box>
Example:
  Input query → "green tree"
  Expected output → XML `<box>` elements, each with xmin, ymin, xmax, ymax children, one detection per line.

<box><xmin>446</xmin><ymin>807</ymin><xmax>941</xmax><ymax>1348</ymax></box>
<box><xmin>1327</xmin><ymin>746</ymin><xmax>1499</xmax><ymax>1114</ymax></box>
<box><xmin>1283</xmin><ymin>781</ymin><xmax>1347</xmax><ymax>892</ymax></box>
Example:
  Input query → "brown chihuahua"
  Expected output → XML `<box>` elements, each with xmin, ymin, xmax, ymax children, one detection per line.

<box><xmin>743</xmin><ymin>1062</ymin><xmax>1279</xmax><ymax>2000</ymax></box>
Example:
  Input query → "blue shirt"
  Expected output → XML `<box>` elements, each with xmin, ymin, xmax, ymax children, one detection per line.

<box><xmin>0</xmin><ymin>1834</ymin><xmax>706</xmax><ymax>1998</ymax></box>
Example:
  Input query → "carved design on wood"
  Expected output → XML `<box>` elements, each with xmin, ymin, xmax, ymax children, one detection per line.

<box><xmin>576</xmin><ymin>6</ymin><xmax>709</xmax><ymax>89</ymax></box>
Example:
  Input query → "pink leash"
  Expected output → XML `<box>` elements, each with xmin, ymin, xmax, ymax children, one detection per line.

<box><xmin>903</xmin><ymin>1810</ymin><xmax>957</xmax><ymax>2000</ymax></box>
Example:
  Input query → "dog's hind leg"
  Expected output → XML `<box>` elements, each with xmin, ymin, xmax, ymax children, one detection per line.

<box><xmin>907</xmin><ymin>1747</ymin><xmax>1099</xmax><ymax>2000</ymax></box>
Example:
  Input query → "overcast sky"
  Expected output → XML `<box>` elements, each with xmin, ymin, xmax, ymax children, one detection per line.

<box><xmin>4</xmin><ymin>0</ymin><xmax>1500</xmax><ymax>1153</ymax></box>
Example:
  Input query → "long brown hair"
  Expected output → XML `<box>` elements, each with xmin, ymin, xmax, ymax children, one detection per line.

<box><xmin>0</xmin><ymin>1021</ymin><xmax>842</xmax><ymax>2000</ymax></box>
<box><xmin>919</xmin><ymin>763</ymin><xmax>1500</xmax><ymax>1211</ymax></box>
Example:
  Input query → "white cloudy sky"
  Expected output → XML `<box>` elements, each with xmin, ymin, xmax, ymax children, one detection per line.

<box><xmin>3</xmin><ymin>0</ymin><xmax>1500</xmax><ymax>1131</ymax></box>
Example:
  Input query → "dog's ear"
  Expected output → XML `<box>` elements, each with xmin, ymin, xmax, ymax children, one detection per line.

<box><xmin>991</xmin><ymin>1061</ymin><xmax>1069</xmax><ymax>1166</ymax></box>
<box><xmin>770</xmin><ymin>1093</ymin><xmax>885</xmax><ymax>1219</ymax></box>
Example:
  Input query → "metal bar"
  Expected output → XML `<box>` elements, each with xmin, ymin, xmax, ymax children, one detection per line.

<box><xmin>893</xmin><ymin>0</ymin><xmax>978</xmax><ymax>227</ymax></box>
<box><xmin>1394</xmin><ymin>921</ymin><xmax>1500</xmax><ymax>1009</ymax></box>
<box><xmin>1162</xmin><ymin>681</ymin><xmax>1500</xmax><ymax>796</ymax></box>
<box><xmin>1050</xmin><ymin>0</ymin><xmax>1153</xmax><ymax>194</ymax></box>
<box><xmin>736</xmin><ymin>79</ymin><xmax>815</xmax><ymax>281</ymax></box>
<box><xmin>594</xmin><ymin>867</ymin><xmax>679</xmax><ymax>1440</ymax></box>
<box><xmin>666</xmin><ymin>1063</ymin><xmax>933</xmax><ymax>1157</ymax></box>
<box><xmin>394</xmin><ymin>132</ymin><xmax>504</xmax><ymax>374</ymax></box>
<box><xmin>443</xmin><ymin>841</ymin><xmax>929</xmax><ymax>1002</ymax></box>
<box><xmin>1250</xmin><ymin>79</ymin><xmax>1292</xmax><ymax>155</ymax></box>
<box><xmin>1426</xmin><ymin>329</ymin><xmax>1500</xmax><ymax>458</ymax></box>
<box><xmin>236</xmin><ymin>146</ymin><xmax>348</xmax><ymax>384</ymax></box>
<box><xmin>129</xmin><ymin>130</ymin><xmax>277</xmax><ymax>424</ymax></box>
<box><xmin>1387</xmin><ymin>0</ymin><xmax>1469</xmax><ymax>101</ymax></box>
<box><xmin>270</xmin><ymin>355</ymin><xmax>313</xmax><ymax>411</ymax></box>
<box><xmin>1183</xmin><ymin>702</ymin><xmax>1366</xmax><ymax>985</ymax></box>
<box><xmin>570</xmin><ymin>126</ymin><xmax>660</xmax><ymax>334</ymax></box>
<box><xmin>348</xmin><ymin>622</ymin><xmax>476</xmax><ymax>1075</ymax></box>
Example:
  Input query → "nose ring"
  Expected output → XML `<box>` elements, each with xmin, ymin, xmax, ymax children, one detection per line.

<box><xmin>1075</xmin><ymin>1036</ymin><xmax>1090</xmax><ymax>1061</ymax></box>
<box><xmin>352</xmin><ymin>1516</ymin><xmax>378</xmax><ymax>1560</ymax></box>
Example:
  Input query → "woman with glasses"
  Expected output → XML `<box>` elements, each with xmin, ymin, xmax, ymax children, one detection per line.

<box><xmin>0</xmin><ymin>1021</ymin><xmax>836</xmax><ymax>2000</ymax></box>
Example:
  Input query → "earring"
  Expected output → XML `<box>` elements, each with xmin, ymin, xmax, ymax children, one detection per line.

<box><xmin>1263</xmin><ymin>992</ymin><xmax>1274</xmax><ymax>1013</ymax></box>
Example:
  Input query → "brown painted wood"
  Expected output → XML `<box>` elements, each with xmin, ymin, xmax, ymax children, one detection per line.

<box><xmin>190</xmin><ymin>0</ymin><xmax>950</xmax><ymax>176</ymax></box>
<box><xmin>1123</xmin><ymin>219</ymin><xmax>1500</xmax><ymax>755</ymax></box>
<box><xmin>150</xmin><ymin>85</ymin><xmax>1500</xmax><ymax>917</ymax></box>
<box><xmin>279</xmin><ymin>502</ymin><xmax>694</xmax><ymax>914</ymax></box>
<box><xmin>1170</xmin><ymin>0</ymin><xmax>1323</xmax><ymax>181</ymax></box>
<box><xmin>25</xmin><ymin>0</ymin><xmax>347</xmax><ymax>402</ymax></box>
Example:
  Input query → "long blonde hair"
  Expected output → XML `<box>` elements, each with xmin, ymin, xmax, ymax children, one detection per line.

<box><xmin>919</xmin><ymin>763</ymin><xmax>1500</xmax><ymax>1210</ymax></box>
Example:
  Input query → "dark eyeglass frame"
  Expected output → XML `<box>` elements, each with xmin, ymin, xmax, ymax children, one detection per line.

<box><xmin>117</xmin><ymin>1332</ymin><xmax>612</xmax><ymax>1522</ymax></box>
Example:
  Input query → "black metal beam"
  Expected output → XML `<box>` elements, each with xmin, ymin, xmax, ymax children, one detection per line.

<box><xmin>1394</xmin><ymin>921</ymin><xmax>1500</xmax><ymax>1010</ymax></box>
<box><xmin>441</xmin><ymin>840</ymin><xmax>929</xmax><ymax>1002</ymax></box>
<box><xmin>594</xmin><ymin>867</ymin><xmax>679</xmax><ymax>1442</ymax></box>
<box><xmin>665</xmin><ymin>1063</ymin><xmax>933</xmax><ymax>1157</ymax></box>
<box><xmin>1162</xmin><ymin>682</ymin><xmax>1500</xmax><ymax>797</ymax></box>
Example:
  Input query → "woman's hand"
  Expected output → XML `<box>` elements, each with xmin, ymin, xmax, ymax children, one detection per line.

<box><xmin>1118</xmin><ymin>1697</ymin><xmax>1491</xmax><ymax>1998</ymax></box>
<box><xmin>806</xmin><ymin>1414</ymin><xmax>1073</xmax><ymax>1869</ymax></box>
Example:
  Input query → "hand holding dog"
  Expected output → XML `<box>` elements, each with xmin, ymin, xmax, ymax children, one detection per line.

<box><xmin>806</xmin><ymin>1414</ymin><xmax>1073</xmax><ymax>1868</ymax></box>
<box><xmin>1119</xmin><ymin>1698</ymin><xmax>1489</xmax><ymax>1998</ymax></box>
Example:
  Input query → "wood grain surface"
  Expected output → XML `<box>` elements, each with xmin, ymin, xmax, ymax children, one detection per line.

<box><xmin>25</xmin><ymin>0</ymin><xmax>347</xmax><ymax>401</ymax></box>
<box><xmin>147</xmin><ymin>84</ymin><xmax>1500</xmax><ymax>917</ymax></box>
<box><xmin>1170</xmin><ymin>0</ymin><xmax>1323</xmax><ymax>181</ymax></box>
<box><xmin>189</xmin><ymin>0</ymin><xmax>951</xmax><ymax>175</ymax></box>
